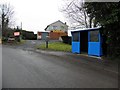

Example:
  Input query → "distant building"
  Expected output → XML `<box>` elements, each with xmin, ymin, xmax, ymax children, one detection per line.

<box><xmin>44</xmin><ymin>20</ymin><xmax>68</xmax><ymax>40</ymax></box>
<box><xmin>45</xmin><ymin>20</ymin><xmax>68</xmax><ymax>32</ymax></box>
<box><xmin>37</xmin><ymin>31</ymin><xmax>49</xmax><ymax>40</ymax></box>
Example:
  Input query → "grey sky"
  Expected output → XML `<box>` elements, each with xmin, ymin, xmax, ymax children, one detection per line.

<box><xmin>1</xmin><ymin>0</ymin><xmax>119</xmax><ymax>34</ymax></box>
<box><xmin>0</xmin><ymin>0</ymin><xmax>68</xmax><ymax>34</ymax></box>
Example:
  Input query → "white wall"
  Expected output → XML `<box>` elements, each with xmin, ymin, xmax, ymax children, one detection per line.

<box><xmin>0</xmin><ymin>45</ymin><xmax>2</xmax><ymax>89</ymax></box>
<box><xmin>46</xmin><ymin>21</ymin><xmax>68</xmax><ymax>31</ymax></box>
<box><xmin>68</xmin><ymin>30</ymin><xmax>72</xmax><ymax>37</ymax></box>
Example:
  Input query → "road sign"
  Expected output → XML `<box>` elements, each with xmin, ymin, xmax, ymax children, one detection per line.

<box><xmin>14</xmin><ymin>32</ymin><xmax>20</xmax><ymax>36</ymax></box>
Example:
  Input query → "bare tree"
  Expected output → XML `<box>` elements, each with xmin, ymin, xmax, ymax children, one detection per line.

<box><xmin>0</xmin><ymin>3</ymin><xmax>15</xmax><ymax>37</ymax></box>
<box><xmin>0</xmin><ymin>3</ymin><xmax>14</xmax><ymax>31</ymax></box>
<box><xmin>61</xmin><ymin>0</ymin><xmax>93</xmax><ymax>28</ymax></box>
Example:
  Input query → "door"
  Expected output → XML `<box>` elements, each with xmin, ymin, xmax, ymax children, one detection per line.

<box><xmin>72</xmin><ymin>32</ymin><xmax>80</xmax><ymax>53</ymax></box>
<box><xmin>88</xmin><ymin>30</ymin><xmax>102</xmax><ymax>56</ymax></box>
<box><xmin>80</xmin><ymin>31</ymin><xmax>88</xmax><ymax>54</ymax></box>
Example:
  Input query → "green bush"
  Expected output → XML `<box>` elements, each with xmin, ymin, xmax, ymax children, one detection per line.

<box><xmin>61</xmin><ymin>36</ymin><xmax>72</xmax><ymax>45</ymax></box>
<box><xmin>2</xmin><ymin>37</ymin><xmax>8</xmax><ymax>42</ymax></box>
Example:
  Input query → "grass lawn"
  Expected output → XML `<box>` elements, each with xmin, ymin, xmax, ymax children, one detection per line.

<box><xmin>36</xmin><ymin>42</ymin><xmax>72</xmax><ymax>52</ymax></box>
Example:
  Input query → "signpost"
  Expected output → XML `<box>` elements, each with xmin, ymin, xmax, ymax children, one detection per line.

<box><xmin>14</xmin><ymin>32</ymin><xmax>20</xmax><ymax>36</ymax></box>
<box><xmin>46</xmin><ymin>36</ymin><xmax>49</xmax><ymax>48</ymax></box>
<box><xmin>14</xmin><ymin>31</ymin><xmax>21</xmax><ymax>42</ymax></box>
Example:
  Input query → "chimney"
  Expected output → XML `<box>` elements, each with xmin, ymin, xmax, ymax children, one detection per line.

<box><xmin>65</xmin><ymin>22</ymin><xmax>66</xmax><ymax>25</ymax></box>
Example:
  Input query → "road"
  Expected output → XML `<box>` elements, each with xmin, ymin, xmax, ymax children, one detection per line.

<box><xmin>0</xmin><ymin>45</ymin><xmax>2</xmax><ymax>89</ymax></box>
<box><xmin>2</xmin><ymin>40</ymin><xmax>118</xmax><ymax>88</ymax></box>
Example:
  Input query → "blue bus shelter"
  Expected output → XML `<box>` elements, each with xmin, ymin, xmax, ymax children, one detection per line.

<box><xmin>71</xmin><ymin>27</ymin><xmax>103</xmax><ymax>57</ymax></box>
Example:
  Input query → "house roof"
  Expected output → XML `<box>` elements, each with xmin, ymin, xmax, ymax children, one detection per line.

<box><xmin>45</xmin><ymin>25</ymin><xmax>50</xmax><ymax>31</ymax></box>
<box><xmin>71</xmin><ymin>27</ymin><xmax>101</xmax><ymax>33</ymax></box>
<box><xmin>37</xmin><ymin>31</ymin><xmax>50</xmax><ymax>33</ymax></box>
<box><xmin>50</xmin><ymin>20</ymin><xmax>68</xmax><ymax>26</ymax></box>
<box><xmin>67</xmin><ymin>27</ymin><xmax>102</xmax><ymax>37</ymax></box>
<box><xmin>45</xmin><ymin>20</ymin><xmax>68</xmax><ymax>30</ymax></box>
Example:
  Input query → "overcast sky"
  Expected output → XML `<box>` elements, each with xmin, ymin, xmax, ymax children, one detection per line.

<box><xmin>0</xmin><ymin>0</ymin><xmax>68</xmax><ymax>34</ymax></box>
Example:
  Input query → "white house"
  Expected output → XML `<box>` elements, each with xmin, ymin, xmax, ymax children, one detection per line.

<box><xmin>45</xmin><ymin>20</ymin><xmax>68</xmax><ymax>32</ymax></box>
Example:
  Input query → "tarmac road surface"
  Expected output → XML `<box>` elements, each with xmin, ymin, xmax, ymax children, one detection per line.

<box><xmin>2</xmin><ymin>41</ymin><xmax>118</xmax><ymax>88</ymax></box>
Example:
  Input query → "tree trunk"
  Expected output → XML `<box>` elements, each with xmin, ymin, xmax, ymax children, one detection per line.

<box><xmin>83</xmin><ymin>10</ymin><xmax>88</xmax><ymax>28</ymax></box>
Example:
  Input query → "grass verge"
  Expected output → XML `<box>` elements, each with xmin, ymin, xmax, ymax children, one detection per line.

<box><xmin>36</xmin><ymin>42</ymin><xmax>72</xmax><ymax>52</ymax></box>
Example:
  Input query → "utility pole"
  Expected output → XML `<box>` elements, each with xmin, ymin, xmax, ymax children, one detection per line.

<box><xmin>21</xmin><ymin>22</ymin><xmax>22</xmax><ymax>30</ymax></box>
<box><xmin>20</xmin><ymin>22</ymin><xmax>22</xmax><ymax>40</ymax></box>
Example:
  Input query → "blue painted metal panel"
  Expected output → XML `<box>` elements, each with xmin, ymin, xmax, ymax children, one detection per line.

<box><xmin>72</xmin><ymin>42</ymin><xmax>80</xmax><ymax>53</ymax></box>
<box><xmin>71</xmin><ymin>32</ymin><xmax>80</xmax><ymax>53</ymax></box>
<box><xmin>71</xmin><ymin>28</ymin><xmax>103</xmax><ymax>56</ymax></box>
<box><xmin>88</xmin><ymin>30</ymin><xmax>102</xmax><ymax>56</ymax></box>
<box><xmin>88</xmin><ymin>42</ymin><xmax>101</xmax><ymax>56</ymax></box>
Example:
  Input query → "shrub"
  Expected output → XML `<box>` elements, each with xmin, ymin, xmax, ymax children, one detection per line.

<box><xmin>61</xmin><ymin>36</ymin><xmax>72</xmax><ymax>45</ymax></box>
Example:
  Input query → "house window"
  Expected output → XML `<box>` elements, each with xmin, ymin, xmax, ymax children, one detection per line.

<box><xmin>61</xmin><ymin>26</ymin><xmax>64</xmax><ymax>30</ymax></box>
<box><xmin>53</xmin><ymin>26</ymin><xmax>57</xmax><ymax>30</ymax></box>
<box><xmin>72</xmin><ymin>32</ymin><xmax>79</xmax><ymax>42</ymax></box>
<box><xmin>90</xmin><ymin>30</ymin><xmax>99</xmax><ymax>42</ymax></box>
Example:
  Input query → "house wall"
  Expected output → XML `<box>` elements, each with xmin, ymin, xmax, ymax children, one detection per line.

<box><xmin>37</xmin><ymin>32</ymin><xmax>42</xmax><ymax>40</ymax></box>
<box><xmin>37</xmin><ymin>32</ymin><xmax>49</xmax><ymax>40</ymax></box>
<box><xmin>46</xmin><ymin>21</ymin><xmax>68</xmax><ymax>32</ymax></box>
<box><xmin>44</xmin><ymin>20</ymin><xmax>68</xmax><ymax>40</ymax></box>
<box><xmin>49</xmin><ymin>32</ymin><xmax>67</xmax><ymax>40</ymax></box>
